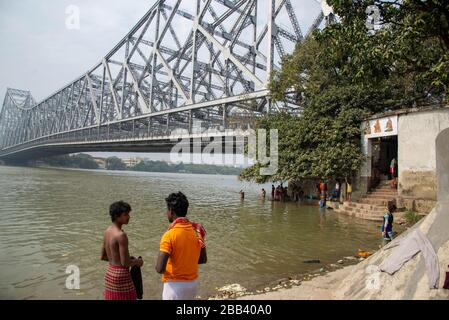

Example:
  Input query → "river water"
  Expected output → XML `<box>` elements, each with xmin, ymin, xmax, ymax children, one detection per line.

<box><xmin>0</xmin><ymin>165</ymin><xmax>388</xmax><ymax>300</ymax></box>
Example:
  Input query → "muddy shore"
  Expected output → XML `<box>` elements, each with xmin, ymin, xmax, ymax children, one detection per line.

<box><xmin>206</xmin><ymin>254</ymin><xmax>369</xmax><ymax>300</ymax></box>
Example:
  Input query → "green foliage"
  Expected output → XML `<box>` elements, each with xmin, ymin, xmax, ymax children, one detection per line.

<box><xmin>41</xmin><ymin>153</ymin><xmax>99</xmax><ymax>169</ymax></box>
<box><xmin>404</xmin><ymin>210</ymin><xmax>424</xmax><ymax>225</ymax></box>
<box><xmin>327</xmin><ymin>0</ymin><xmax>449</xmax><ymax>104</ymax></box>
<box><xmin>240</xmin><ymin>0</ymin><xmax>448</xmax><ymax>183</ymax></box>
<box><xmin>105</xmin><ymin>157</ymin><xmax>127</xmax><ymax>171</ymax></box>
<box><xmin>130</xmin><ymin>160</ymin><xmax>242</xmax><ymax>175</ymax></box>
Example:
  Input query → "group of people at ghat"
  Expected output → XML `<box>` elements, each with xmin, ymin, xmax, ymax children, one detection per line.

<box><xmin>241</xmin><ymin>176</ymin><xmax>396</xmax><ymax>243</ymax></box>
<box><xmin>102</xmin><ymin>173</ymin><xmax>398</xmax><ymax>300</ymax></box>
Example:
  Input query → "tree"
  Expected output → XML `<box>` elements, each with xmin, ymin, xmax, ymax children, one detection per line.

<box><xmin>105</xmin><ymin>157</ymin><xmax>126</xmax><ymax>171</ymax></box>
<box><xmin>130</xmin><ymin>160</ymin><xmax>242</xmax><ymax>175</ymax></box>
<box><xmin>240</xmin><ymin>0</ymin><xmax>448</xmax><ymax>183</ymax></box>
<box><xmin>41</xmin><ymin>153</ymin><xmax>99</xmax><ymax>169</ymax></box>
<box><xmin>73</xmin><ymin>153</ymin><xmax>100</xmax><ymax>169</ymax></box>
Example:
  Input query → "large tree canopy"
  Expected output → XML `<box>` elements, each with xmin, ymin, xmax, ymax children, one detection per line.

<box><xmin>239</xmin><ymin>0</ymin><xmax>448</xmax><ymax>183</ymax></box>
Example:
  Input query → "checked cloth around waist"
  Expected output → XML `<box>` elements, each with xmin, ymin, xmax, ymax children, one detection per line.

<box><xmin>104</xmin><ymin>264</ymin><xmax>137</xmax><ymax>300</ymax></box>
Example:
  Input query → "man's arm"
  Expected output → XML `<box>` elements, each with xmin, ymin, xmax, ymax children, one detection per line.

<box><xmin>198</xmin><ymin>247</ymin><xmax>207</xmax><ymax>264</ymax></box>
<box><xmin>383</xmin><ymin>215</ymin><xmax>389</xmax><ymax>235</ymax></box>
<box><xmin>100</xmin><ymin>240</ymin><xmax>108</xmax><ymax>261</ymax></box>
<box><xmin>117</xmin><ymin>233</ymin><xmax>137</xmax><ymax>268</ymax></box>
<box><xmin>155</xmin><ymin>252</ymin><xmax>170</xmax><ymax>274</ymax></box>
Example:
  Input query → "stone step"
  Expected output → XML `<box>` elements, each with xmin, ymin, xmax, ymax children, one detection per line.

<box><xmin>343</xmin><ymin>203</ymin><xmax>385</xmax><ymax>211</ymax></box>
<box><xmin>365</xmin><ymin>195</ymin><xmax>397</xmax><ymax>201</ymax></box>
<box><xmin>338</xmin><ymin>206</ymin><xmax>385</xmax><ymax>216</ymax></box>
<box><xmin>335</xmin><ymin>209</ymin><xmax>384</xmax><ymax>222</ymax></box>
<box><xmin>358</xmin><ymin>198</ymin><xmax>391</xmax><ymax>206</ymax></box>
<box><xmin>368</xmin><ymin>190</ymin><xmax>398</xmax><ymax>195</ymax></box>
<box><xmin>376</xmin><ymin>184</ymin><xmax>396</xmax><ymax>189</ymax></box>
<box><xmin>361</xmin><ymin>194</ymin><xmax>397</xmax><ymax>200</ymax></box>
<box><xmin>334</xmin><ymin>207</ymin><xmax>406</xmax><ymax>223</ymax></box>
<box><xmin>373</xmin><ymin>187</ymin><xmax>397</xmax><ymax>192</ymax></box>
<box><xmin>343</xmin><ymin>201</ymin><xmax>380</xmax><ymax>208</ymax></box>
<box><xmin>367</xmin><ymin>194</ymin><xmax>398</xmax><ymax>199</ymax></box>
<box><xmin>367</xmin><ymin>190</ymin><xmax>398</xmax><ymax>195</ymax></box>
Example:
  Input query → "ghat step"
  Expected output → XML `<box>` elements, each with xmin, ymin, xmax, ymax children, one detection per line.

<box><xmin>361</xmin><ymin>194</ymin><xmax>397</xmax><ymax>200</ymax></box>
<box><xmin>358</xmin><ymin>198</ymin><xmax>393</xmax><ymax>206</ymax></box>
<box><xmin>333</xmin><ymin>180</ymin><xmax>400</xmax><ymax>222</ymax></box>
<box><xmin>367</xmin><ymin>190</ymin><xmax>398</xmax><ymax>196</ymax></box>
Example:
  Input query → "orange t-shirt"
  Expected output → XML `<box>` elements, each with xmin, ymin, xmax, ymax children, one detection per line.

<box><xmin>159</xmin><ymin>222</ymin><xmax>202</xmax><ymax>282</ymax></box>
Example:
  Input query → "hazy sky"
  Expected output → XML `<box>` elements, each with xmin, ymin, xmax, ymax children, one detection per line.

<box><xmin>0</xmin><ymin>0</ymin><xmax>322</xmax><ymax>163</ymax></box>
<box><xmin>0</xmin><ymin>0</ymin><xmax>322</xmax><ymax>101</ymax></box>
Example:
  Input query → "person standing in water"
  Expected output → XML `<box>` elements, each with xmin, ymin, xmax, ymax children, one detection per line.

<box><xmin>382</xmin><ymin>202</ymin><xmax>396</xmax><ymax>241</ymax></box>
<box><xmin>346</xmin><ymin>178</ymin><xmax>352</xmax><ymax>202</ymax></box>
<box><xmin>156</xmin><ymin>192</ymin><xmax>207</xmax><ymax>300</ymax></box>
<box><xmin>101</xmin><ymin>201</ymin><xmax>144</xmax><ymax>300</ymax></box>
<box><xmin>261</xmin><ymin>188</ymin><xmax>266</xmax><ymax>199</ymax></box>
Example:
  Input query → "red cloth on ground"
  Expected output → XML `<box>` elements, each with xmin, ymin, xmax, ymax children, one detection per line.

<box><xmin>104</xmin><ymin>264</ymin><xmax>137</xmax><ymax>300</ymax></box>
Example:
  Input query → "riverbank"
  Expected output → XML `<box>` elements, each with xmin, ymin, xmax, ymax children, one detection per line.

<box><xmin>237</xmin><ymin>263</ymin><xmax>356</xmax><ymax>300</ymax></box>
<box><xmin>206</xmin><ymin>254</ymin><xmax>371</xmax><ymax>300</ymax></box>
<box><xmin>206</xmin><ymin>208</ymin><xmax>410</xmax><ymax>300</ymax></box>
<box><xmin>234</xmin><ymin>202</ymin><xmax>449</xmax><ymax>300</ymax></box>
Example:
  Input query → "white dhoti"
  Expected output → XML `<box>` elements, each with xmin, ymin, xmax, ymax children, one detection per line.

<box><xmin>162</xmin><ymin>279</ymin><xmax>199</xmax><ymax>300</ymax></box>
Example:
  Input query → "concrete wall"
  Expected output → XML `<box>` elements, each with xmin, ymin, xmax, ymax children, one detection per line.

<box><xmin>436</xmin><ymin>127</ymin><xmax>449</xmax><ymax>202</ymax></box>
<box><xmin>398</xmin><ymin>108</ymin><xmax>449</xmax><ymax>212</ymax></box>
<box><xmin>333</xmin><ymin>125</ymin><xmax>449</xmax><ymax>300</ymax></box>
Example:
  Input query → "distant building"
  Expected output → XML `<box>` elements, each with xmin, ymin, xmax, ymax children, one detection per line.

<box><xmin>122</xmin><ymin>157</ymin><xmax>144</xmax><ymax>168</ymax></box>
<box><xmin>93</xmin><ymin>157</ymin><xmax>106</xmax><ymax>169</ymax></box>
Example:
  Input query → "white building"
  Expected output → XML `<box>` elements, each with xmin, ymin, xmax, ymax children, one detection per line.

<box><xmin>358</xmin><ymin>106</ymin><xmax>449</xmax><ymax>213</ymax></box>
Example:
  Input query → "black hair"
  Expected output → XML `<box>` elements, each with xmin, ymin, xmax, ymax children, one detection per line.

<box><xmin>165</xmin><ymin>192</ymin><xmax>189</xmax><ymax>217</ymax></box>
<box><xmin>109</xmin><ymin>201</ymin><xmax>131</xmax><ymax>222</ymax></box>
<box><xmin>388</xmin><ymin>202</ymin><xmax>397</xmax><ymax>213</ymax></box>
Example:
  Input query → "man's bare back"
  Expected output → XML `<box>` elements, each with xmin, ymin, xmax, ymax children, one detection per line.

<box><xmin>101</xmin><ymin>202</ymin><xmax>143</xmax><ymax>269</ymax></box>
<box><xmin>101</xmin><ymin>225</ymin><xmax>129</xmax><ymax>267</ymax></box>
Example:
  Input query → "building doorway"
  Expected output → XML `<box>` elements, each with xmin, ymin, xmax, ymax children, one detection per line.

<box><xmin>370</xmin><ymin>135</ymin><xmax>398</xmax><ymax>188</ymax></box>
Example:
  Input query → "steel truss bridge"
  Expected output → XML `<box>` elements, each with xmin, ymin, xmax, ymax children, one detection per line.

<box><xmin>0</xmin><ymin>0</ymin><xmax>334</xmax><ymax>162</ymax></box>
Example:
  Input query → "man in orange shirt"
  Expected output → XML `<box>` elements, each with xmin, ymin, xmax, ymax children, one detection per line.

<box><xmin>155</xmin><ymin>192</ymin><xmax>207</xmax><ymax>300</ymax></box>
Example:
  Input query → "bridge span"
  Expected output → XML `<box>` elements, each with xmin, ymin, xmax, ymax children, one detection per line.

<box><xmin>0</xmin><ymin>0</ymin><xmax>335</xmax><ymax>163</ymax></box>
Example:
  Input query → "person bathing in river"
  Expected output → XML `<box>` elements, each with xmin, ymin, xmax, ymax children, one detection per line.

<box><xmin>101</xmin><ymin>201</ymin><xmax>144</xmax><ymax>300</ymax></box>
<box><xmin>274</xmin><ymin>186</ymin><xmax>281</xmax><ymax>201</ymax></box>
<box><xmin>261</xmin><ymin>188</ymin><xmax>266</xmax><ymax>199</ymax></box>
<box><xmin>346</xmin><ymin>178</ymin><xmax>352</xmax><ymax>202</ymax></box>
<box><xmin>155</xmin><ymin>192</ymin><xmax>207</xmax><ymax>300</ymax></box>
<box><xmin>382</xmin><ymin>202</ymin><xmax>396</xmax><ymax>241</ymax></box>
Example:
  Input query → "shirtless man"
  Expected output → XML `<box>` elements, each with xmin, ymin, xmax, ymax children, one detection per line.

<box><xmin>101</xmin><ymin>201</ymin><xmax>143</xmax><ymax>300</ymax></box>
